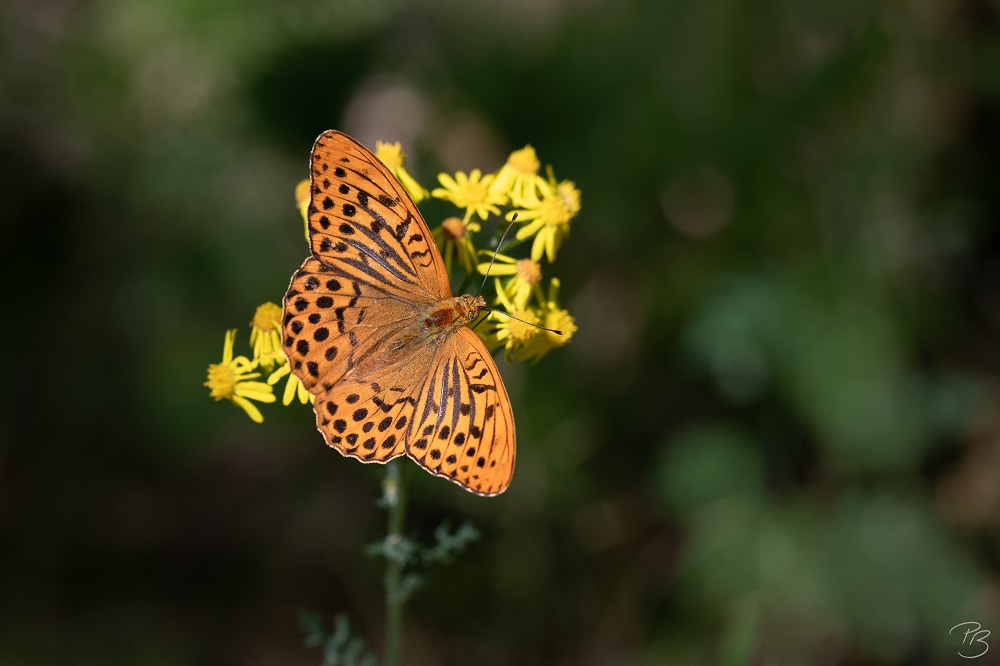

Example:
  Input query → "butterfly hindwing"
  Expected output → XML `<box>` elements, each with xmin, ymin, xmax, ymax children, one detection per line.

<box><xmin>313</xmin><ymin>373</ymin><xmax>427</xmax><ymax>465</ymax></box>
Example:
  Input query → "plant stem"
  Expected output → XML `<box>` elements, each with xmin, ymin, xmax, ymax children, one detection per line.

<box><xmin>383</xmin><ymin>460</ymin><xmax>407</xmax><ymax>666</ymax></box>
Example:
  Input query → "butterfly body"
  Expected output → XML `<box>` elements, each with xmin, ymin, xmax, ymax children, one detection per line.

<box><xmin>384</xmin><ymin>294</ymin><xmax>486</xmax><ymax>359</ymax></box>
<box><xmin>282</xmin><ymin>131</ymin><xmax>515</xmax><ymax>496</ymax></box>
<box><xmin>421</xmin><ymin>294</ymin><xmax>486</xmax><ymax>332</ymax></box>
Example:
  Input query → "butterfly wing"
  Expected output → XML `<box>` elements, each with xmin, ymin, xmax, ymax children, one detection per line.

<box><xmin>283</xmin><ymin>257</ymin><xmax>425</xmax><ymax>391</ymax></box>
<box><xmin>404</xmin><ymin>327</ymin><xmax>515</xmax><ymax>496</ymax></box>
<box><xmin>307</xmin><ymin>130</ymin><xmax>451</xmax><ymax>301</ymax></box>
<box><xmin>285</xmin><ymin>130</ymin><xmax>450</xmax><ymax>392</ymax></box>
<box><xmin>305</xmin><ymin>326</ymin><xmax>515</xmax><ymax>496</ymax></box>
<box><xmin>304</xmin><ymin>345</ymin><xmax>436</xmax><ymax>468</ymax></box>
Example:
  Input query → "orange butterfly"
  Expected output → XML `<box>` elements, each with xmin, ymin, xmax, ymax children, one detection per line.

<box><xmin>282</xmin><ymin>130</ymin><xmax>515</xmax><ymax>496</ymax></box>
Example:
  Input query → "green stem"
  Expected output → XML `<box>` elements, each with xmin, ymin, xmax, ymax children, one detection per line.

<box><xmin>383</xmin><ymin>460</ymin><xmax>407</xmax><ymax>666</ymax></box>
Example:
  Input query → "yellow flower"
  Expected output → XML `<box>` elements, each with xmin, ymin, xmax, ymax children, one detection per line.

<box><xmin>479</xmin><ymin>278</ymin><xmax>576</xmax><ymax>364</ymax></box>
<box><xmin>432</xmin><ymin>169</ymin><xmax>508</xmax><ymax>223</ymax></box>
<box><xmin>510</xmin><ymin>177</ymin><xmax>581</xmax><ymax>263</ymax></box>
<box><xmin>433</xmin><ymin>216</ymin><xmax>481</xmax><ymax>276</ymax></box>
<box><xmin>295</xmin><ymin>179</ymin><xmax>310</xmax><ymax>242</ymax></box>
<box><xmin>535</xmin><ymin>277</ymin><xmax>577</xmax><ymax>353</ymax></box>
<box><xmin>204</xmin><ymin>329</ymin><xmax>276</xmax><ymax>423</ymax></box>
<box><xmin>476</xmin><ymin>251</ymin><xmax>542</xmax><ymax>311</ymax></box>
<box><xmin>478</xmin><ymin>307</ymin><xmax>543</xmax><ymax>363</ymax></box>
<box><xmin>555</xmin><ymin>177</ymin><xmax>581</xmax><ymax>216</ymax></box>
<box><xmin>250</xmin><ymin>302</ymin><xmax>284</xmax><ymax>371</ymax></box>
<box><xmin>375</xmin><ymin>140</ymin><xmax>429</xmax><ymax>204</ymax></box>
<box><xmin>490</xmin><ymin>145</ymin><xmax>545</xmax><ymax>206</ymax></box>
<box><xmin>267</xmin><ymin>361</ymin><xmax>314</xmax><ymax>406</ymax></box>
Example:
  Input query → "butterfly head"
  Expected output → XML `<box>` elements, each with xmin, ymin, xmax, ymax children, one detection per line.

<box><xmin>456</xmin><ymin>293</ymin><xmax>487</xmax><ymax>325</ymax></box>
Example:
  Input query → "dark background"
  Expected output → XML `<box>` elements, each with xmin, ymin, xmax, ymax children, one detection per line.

<box><xmin>4</xmin><ymin>0</ymin><xmax>1000</xmax><ymax>664</ymax></box>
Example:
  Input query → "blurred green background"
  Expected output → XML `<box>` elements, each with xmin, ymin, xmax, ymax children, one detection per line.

<box><xmin>3</xmin><ymin>0</ymin><xmax>1000</xmax><ymax>664</ymax></box>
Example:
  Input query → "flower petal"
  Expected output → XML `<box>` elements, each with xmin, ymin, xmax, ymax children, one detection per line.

<box><xmin>282</xmin><ymin>374</ymin><xmax>297</xmax><ymax>406</ymax></box>
<box><xmin>232</xmin><ymin>395</ymin><xmax>265</xmax><ymax>423</ymax></box>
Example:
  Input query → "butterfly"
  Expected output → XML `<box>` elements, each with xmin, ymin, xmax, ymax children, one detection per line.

<box><xmin>282</xmin><ymin>130</ymin><xmax>515</xmax><ymax>496</ymax></box>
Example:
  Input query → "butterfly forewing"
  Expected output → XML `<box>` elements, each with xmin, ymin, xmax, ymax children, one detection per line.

<box><xmin>283</xmin><ymin>130</ymin><xmax>516</xmax><ymax>496</ymax></box>
<box><xmin>308</xmin><ymin>131</ymin><xmax>450</xmax><ymax>302</ymax></box>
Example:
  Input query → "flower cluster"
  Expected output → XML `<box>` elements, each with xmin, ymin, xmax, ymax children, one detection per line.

<box><xmin>205</xmin><ymin>138</ymin><xmax>578</xmax><ymax>421</ymax></box>
<box><xmin>431</xmin><ymin>144</ymin><xmax>578</xmax><ymax>361</ymax></box>
<box><xmin>203</xmin><ymin>303</ymin><xmax>313</xmax><ymax>421</ymax></box>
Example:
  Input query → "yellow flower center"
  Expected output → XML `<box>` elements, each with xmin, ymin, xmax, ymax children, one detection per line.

<box><xmin>252</xmin><ymin>302</ymin><xmax>282</xmax><ymax>332</ymax></box>
<box><xmin>507</xmin><ymin>310</ymin><xmax>541</xmax><ymax>343</ymax></box>
<box><xmin>516</xmin><ymin>259</ymin><xmax>542</xmax><ymax>286</ymax></box>
<box><xmin>557</xmin><ymin>180</ymin><xmax>581</xmax><ymax>215</ymax></box>
<box><xmin>539</xmin><ymin>193</ymin><xmax>573</xmax><ymax>229</ymax></box>
<box><xmin>508</xmin><ymin>146</ymin><xmax>540</xmax><ymax>174</ymax></box>
<box><xmin>375</xmin><ymin>141</ymin><xmax>405</xmax><ymax>170</ymax></box>
<box><xmin>205</xmin><ymin>363</ymin><xmax>236</xmax><ymax>399</ymax></box>
<box><xmin>545</xmin><ymin>308</ymin><xmax>577</xmax><ymax>344</ymax></box>
<box><xmin>441</xmin><ymin>217</ymin><xmax>467</xmax><ymax>239</ymax></box>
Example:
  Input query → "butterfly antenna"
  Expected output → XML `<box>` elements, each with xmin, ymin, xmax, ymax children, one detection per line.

<box><xmin>474</xmin><ymin>212</ymin><xmax>563</xmax><ymax>336</ymax></box>
<box><xmin>483</xmin><ymin>307</ymin><xmax>563</xmax><ymax>336</ymax></box>
<box><xmin>475</xmin><ymin>213</ymin><xmax>518</xmax><ymax>299</ymax></box>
